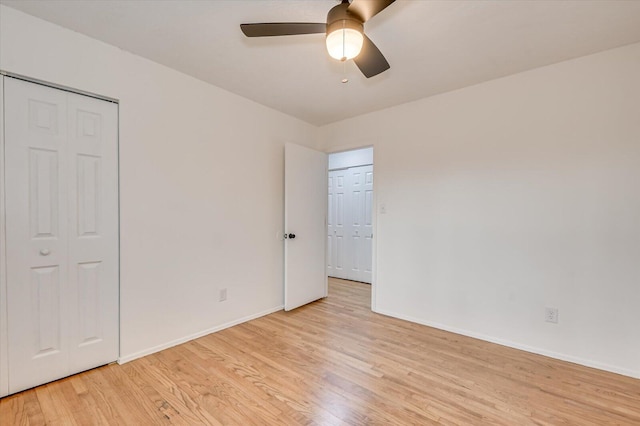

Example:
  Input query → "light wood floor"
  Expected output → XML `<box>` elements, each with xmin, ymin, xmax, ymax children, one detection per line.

<box><xmin>2</xmin><ymin>278</ymin><xmax>639</xmax><ymax>425</ymax></box>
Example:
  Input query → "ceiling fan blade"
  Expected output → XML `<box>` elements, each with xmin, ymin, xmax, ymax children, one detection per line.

<box><xmin>347</xmin><ymin>0</ymin><xmax>396</xmax><ymax>23</ymax></box>
<box><xmin>240</xmin><ymin>23</ymin><xmax>326</xmax><ymax>37</ymax></box>
<box><xmin>354</xmin><ymin>35</ymin><xmax>390</xmax><ymax>78</ymax></box>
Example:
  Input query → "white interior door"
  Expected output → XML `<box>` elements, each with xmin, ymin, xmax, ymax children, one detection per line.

<box><xmin>4</xmin><ymin>77</ymin><xmax>119</xmax><ymax>394</ymax></box>
<box><xmin>284</xmin><ymin>143</ymin><xmax>327</xmax><ymax>311</ymax></box>
<box><xmin>328</xmin><ymin>165</ymin><xmax>374</xmax><ymax>284</ymax></box>
<box><xmin>327</xmin><ymin>169</ymin><xmax>348</xmax><ymax>279</ymax></box>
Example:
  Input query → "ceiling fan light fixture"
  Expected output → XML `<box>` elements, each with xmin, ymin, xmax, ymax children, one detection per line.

<box><xmin>326</xmin><ymin>27</ymin><xmax>364</xmax><ymax>61</ymax></box>
<box><xmin>240</xmin><ymin>0</ymin><xmax>396</xmax><ymax>78</ymax></box>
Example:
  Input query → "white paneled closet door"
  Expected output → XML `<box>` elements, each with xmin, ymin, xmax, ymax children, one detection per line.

<box><xmin>3</xmin><ymin>77</ymin><xmax>119</xmax><ymax>395</ymax></box>
<box><xmin>327</xmin><ymin>169</ymin><xmax>348</xmax><ymax>279</ymax></box>
<box><xmin>327</xmin><ymin>165</ymin><xmax>373</xmax><ymax>284</ymax></box>
<box><xmin>347</xmin><ymin>165</ymin><xmax>373</xmax><ymax>283</ymax></box>
<box><xmin>360</xmin><ymin>166</ymin><xmax>374</xmax><ymax>283</ymax></box>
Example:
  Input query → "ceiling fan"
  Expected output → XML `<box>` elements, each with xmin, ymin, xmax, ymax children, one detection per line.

<box><xmin>240</xmin><ymin>0</ymin><xmax>396</xmax><ymax>78</ymax></box>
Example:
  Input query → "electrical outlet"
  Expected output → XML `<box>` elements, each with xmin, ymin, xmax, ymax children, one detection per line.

<box><xmin>219</xmin><ymin>288</ymin><xmax>227</xmax><ymax>302</ymax></box>
<box><xmin>545</xmin><ymin>307</ymin><xmax>558</xmax><ymax>323</ymax></box>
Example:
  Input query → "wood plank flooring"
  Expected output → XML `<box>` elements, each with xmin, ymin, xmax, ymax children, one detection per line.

<box><xmin>2</xmin><ymin>278</ymin><xmax>639</xmax><ymax>425</ymax></box>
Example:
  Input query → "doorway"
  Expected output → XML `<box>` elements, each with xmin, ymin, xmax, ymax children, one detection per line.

<box><xmin>327</xmin><ymin>147</ymin><xmax>374</xmax><ymax>286</ymax></box>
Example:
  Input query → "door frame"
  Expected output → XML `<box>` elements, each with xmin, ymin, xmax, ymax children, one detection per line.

<box><xmin>0</xmin><ymin>73</ymin><xmax>121</xmax><ymax>397</ymax></box>
<box><xmin>0</xmin><ymin>75</ymin><xmax>8</xmax><ymax>397</ymax></box>
<box><xmin>326</xmin><ymin>145</ymin><xmax>377</xmax><ymax>311</ymax></box>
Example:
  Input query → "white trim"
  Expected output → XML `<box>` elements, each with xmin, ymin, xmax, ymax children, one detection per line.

<box><xmin>371</xmin><ymin>148</ymin><xmax>377</xmax><ymax>311</ymax></box>
<box><xmin>117</xmin><ymin>305</ymin><xmax>284</xmax><ymax>364</ymax></box>
<box><xmin>0</xmin><ymin>76</ymin><xmax>9</xmax><ymax>397</ymax></box>
<box><xmin>374</xmin><ymin>308</ymin><xmax>640</xmax><ymax>380</ymax></box>
<box><xmin>115</xmin><ymin>102</ymin><xmax>122</xmax><ymax>371</ymax></box>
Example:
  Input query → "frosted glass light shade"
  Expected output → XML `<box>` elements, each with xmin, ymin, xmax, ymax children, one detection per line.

<box><xmin>326</xmin><ymin>28</ymin><xmax>364</xmax><ymax>60</ymax></box>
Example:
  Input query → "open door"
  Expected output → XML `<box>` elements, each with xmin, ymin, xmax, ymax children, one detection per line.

<box><xmin>284</xmin><ymin>143</ymin><xmax>327</xmax><ymax>311</ymax></box>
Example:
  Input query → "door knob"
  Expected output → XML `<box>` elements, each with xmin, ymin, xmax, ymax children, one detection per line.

<box><xmin>288</xmin><ymin>233</ymin><xmax>296</xmax><ymax>239</ymax></box>
<box><xmin>40</xmin><ymin>248</ymin><xmax>51</xmax><ymax>256</ymax></box>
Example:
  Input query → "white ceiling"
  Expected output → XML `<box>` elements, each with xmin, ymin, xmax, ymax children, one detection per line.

<box><xmin>3</xmin><ymin>0</ymin><xmax>640</xmax><ymax>126</ymax></box>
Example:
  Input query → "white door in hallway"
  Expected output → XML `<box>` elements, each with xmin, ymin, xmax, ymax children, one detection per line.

<box><xmin>327</xmin><ymin>169</ymin><xmax>348</xmax><ymax>279</ymax></box>
<box><xmin>284</xmin><ymin>143</ymin><xmax>327</xmax><ymax>310</ymax></box>
<box><xmin>3</xmin><ymin>77</ymin><xmax>119</xmax><ymax>395</ymax></box>
<box><xmin>327</xmin><ymin>165</ymin><xmax>373</xmax><ymax>284</ymax></box>
<box><xmin>347</xmin><ymin>165</ymin><xmax>373</xmax><ymax>283</ymax></box>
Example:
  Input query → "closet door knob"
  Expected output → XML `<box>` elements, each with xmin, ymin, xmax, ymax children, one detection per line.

<box><xmin>288</xmin><ymin>233</ymin><xmax>296</xmax><ymax>239</ymax></box>
<box><xmin>40</xmin><ymin>248</ymin><xmax>51</xmax><ymax>256</ymax></box>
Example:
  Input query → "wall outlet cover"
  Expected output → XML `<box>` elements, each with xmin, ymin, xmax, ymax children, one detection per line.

<box><xmin>545</xmin><ymin>307</ymin><xmax>558</xmax><ymax>323</ymax></box>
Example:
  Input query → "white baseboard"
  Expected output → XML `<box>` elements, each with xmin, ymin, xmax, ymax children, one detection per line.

<box><xmin>374</xmin><ymin>308</ymin><xmax>640</xmax><ymax>380</ymax></box>
<box><xmin>118</xmin><ymin>305</ymin><xmax>283</xmax><ymax>364</ymax></box>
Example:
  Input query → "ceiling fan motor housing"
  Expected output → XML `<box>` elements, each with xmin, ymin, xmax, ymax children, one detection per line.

<box><xmin>326</xmin><ymin>2</ymin><xmax>364</xmax><ymax>35</ymax></box>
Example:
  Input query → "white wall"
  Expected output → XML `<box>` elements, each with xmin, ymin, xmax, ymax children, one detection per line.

<box><xmin>0</xmin><ymin>5</ymin><xmax>318</xmax><ymax>362</ymax></box>
<box><xmin>319</xmin><ymin>43</ymin><xmax>640</xmax><ymax>378</ymax></box>
<box><xmin>328</xmin><ymin>146</ymin><xmax>373</xmax><ymax>170</ymax></box>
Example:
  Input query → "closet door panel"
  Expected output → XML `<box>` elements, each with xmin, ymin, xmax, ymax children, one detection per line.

<box><xmin>335</xmin><ymin>181</ymin><xmax>346</xmax><ymax>275</ymax></box>
<box><xmin>345</xmin><ymin>165</ymin><xmax>373</xmax><ymax>284</ymax></box>
<box><xmin>5</xmin><ymin>78</ymin><xmax>70</xmax><ymax>393</ymax></box>
<box><xmin>327</xmin><ymin>170</ymin><xmax>348</xmax><ymax>279</ymax></box>
<box><xmin>67</xmin><ymin>94</ymin><xmax>119</xmax><ymax>373</ymax></box>
<box><xmin>348</xmin><ymin>169</ymin><xmax>363</xmax><ymax>282</ymax></box>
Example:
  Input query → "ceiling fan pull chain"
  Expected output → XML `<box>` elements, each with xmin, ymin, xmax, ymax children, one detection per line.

<box><xmin>340</xmin><ymin>19</ymin><xmax>349</xmax><ymax>83</ymax></box>
<box><xmin>342</xmin><ymin>60</ymin><xmax>349</xmax><ymax>84</ymax></box>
